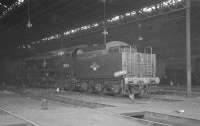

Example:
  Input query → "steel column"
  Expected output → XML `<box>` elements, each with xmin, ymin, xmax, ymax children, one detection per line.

<box><xmin>186</xmin><ymin>0</ymin><xmax>192</xmax><ymax>96</ymax></box>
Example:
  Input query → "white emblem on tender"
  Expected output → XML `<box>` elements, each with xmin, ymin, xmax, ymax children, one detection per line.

<box><xmin>90</xmin><ymin>62</ymin><xmax>100</xmax><ymax>71</ymax></box>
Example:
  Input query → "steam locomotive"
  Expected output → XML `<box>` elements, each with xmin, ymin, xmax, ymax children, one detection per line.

<box><xmin>15</xmin><ymin>41</ymin><xmax>160</xmax><ymax>98</ymax></box>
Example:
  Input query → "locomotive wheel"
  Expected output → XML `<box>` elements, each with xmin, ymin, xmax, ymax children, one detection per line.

<box><xmin>63</xmin><ymin>80</ymin><xmax>71</xmax><ymax>90</ymax></box>
<box><xmin>95</xmin><ymin>82</ymin><xmax>103</xmax><ymax>93</ymax></box>
<box><xmin>139</xmin><ymin>85</ymin><xmax>150</xmax><ymax>97</ymax></box>
<box><xmin>87</xmin><ymin>80</ymin><xmax>94</xmax><ymax>93</ymax></box>
<box><xmin>111</xmin><ymin>84</ymin><xmax>121</xmax><ymax>94</ymax></box>
<box><xmin>88</xmin><ymin>86</ymin><xmax>94</xmax><ymax>93</ymax></box>
<box><xmin>80</xmin><ymin>82</ymin><xmax>88</xmax><ymax>91</ymax></box>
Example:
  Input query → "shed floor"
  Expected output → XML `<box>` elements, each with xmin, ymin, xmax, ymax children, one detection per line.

<box><xmin>0</xmin><ymin>88</ymin><xmax>200</xmax><ymax>126</ymax></box>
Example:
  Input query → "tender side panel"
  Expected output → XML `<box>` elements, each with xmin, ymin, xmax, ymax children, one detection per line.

<box><xmin>75</xmin><ymin>50</ymin><xmax>122</xmax><ymax>79</ymax></box>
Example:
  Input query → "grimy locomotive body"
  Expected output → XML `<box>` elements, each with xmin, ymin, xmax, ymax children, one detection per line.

<box><xmin>15</xmin><ymin>41</ymin><xmax>160</xmax><ymax>98</ymax></box>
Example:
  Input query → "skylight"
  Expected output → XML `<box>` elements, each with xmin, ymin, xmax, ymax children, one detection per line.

<box><xmin>18</xmin><ymin>0</ymin><xmax>184</xmax><ymax>49</ymax></box>
<box><xmin>0</xmin><ymin>0</ymin><xmax>25</xmax><ymax>19</ymax></box>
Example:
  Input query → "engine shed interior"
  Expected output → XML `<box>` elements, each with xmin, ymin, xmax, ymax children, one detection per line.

<box><xmin>0</xmin><ymin>1</ymin><xmax>200</xmax><ymax>126</ymax></box>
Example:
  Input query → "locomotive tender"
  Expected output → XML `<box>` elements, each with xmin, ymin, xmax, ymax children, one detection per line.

<box><xmin>16</xmin><ymin>41</ymin><xmax>160</xmax><ymax>97</ymax></box>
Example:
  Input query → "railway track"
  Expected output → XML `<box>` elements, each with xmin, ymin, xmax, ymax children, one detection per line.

<box><xmin>14</xmin><ymin>88</ymin><xmax>116</xmax><ymax>109</ymax></box>
<box><xmin>155</xmin><ymin>86</ymin><xmax>200</xmax><ymax>96</ymax></box>
<box><xmin>0</xmin><ymin>106</ymin><xmax>41</xmax><ymax>126</ymax></box>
